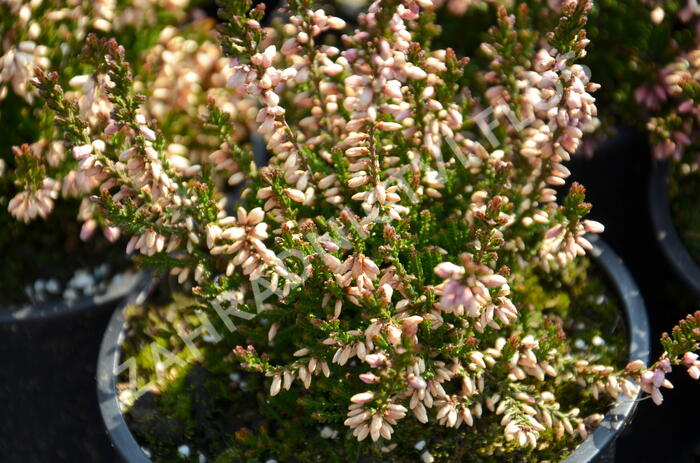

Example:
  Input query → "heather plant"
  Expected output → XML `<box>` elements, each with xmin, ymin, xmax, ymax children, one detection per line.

<box><xmin>29</xmin><ymin>0</ymin><xmax>700</xmax><ymax>461</ymax></box>
<box><xmin>325</xmin><ymin>0</ymin><xmax>700</xmax><ymax>265</ymax></box>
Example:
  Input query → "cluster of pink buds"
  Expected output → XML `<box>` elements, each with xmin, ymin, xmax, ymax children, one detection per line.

<box><xmin>501</xmin><ymin>409</ymin><xmax>546</xmax><ymax>447</ymax></box>
<box><xmin>684</xmin><ymin>352</ymin><xmax>700</xmax><ymax>379</ymax></box>
<box><xmin>345</xmin><ymin>392</ymin><xmax>408</xmax><ymax>441</ymax></box>
<box><xmin>539</xmin><ymin>219</ymin><xmax>604</xmax><ymax>269</ymax></box>
<box><xmin>207</xmin><ymin>207</ymin><xmax>286</xmax><ymax>283</ymax></box>
<box><xmin>634</xmin><ymin>78</ymin><xmax>668</xmax><ymax>112</ymax></box>
<box><xmin>647</xmin><ymin>49</ymin><xmax>700</xmax><ymax>160</ymax></box>
<box><xmin>639</xmin><ymin>358</ymin><xmax>674</xmax><ymax>405</ymax></box>
<box><xmin>434</xmin><ymin>253</ymin><xmax>517</xmax><ymax>332</ymax></box>
<box><xmin>7</xmin><ymin>177</ymin><xmax>58</xmax><ymax>223</ymax></box>
<box><xmin>268</xmin><ymin>351</ymin><xmax>332</xmax><ymax>395</ymax></box>
<box><xmin>67</xmin><ymin>73</ymin><xmax>113</xmax><ymax>124</ymax></box>
<box><xmin>0</xmin><ymin>40</ymin><xmax>49</xmax><ymax>101</ymax></box>
<box><xmin>574</xmin><ymin>360</ymin><xmax>639</xmax><ymax>400</ymax></box>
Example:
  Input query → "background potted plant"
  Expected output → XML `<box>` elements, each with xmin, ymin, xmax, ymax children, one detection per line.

<box><xmin>646</xmin><ymin>48</ymin><xmax>700</xmax><ymax>301</ymax></box>
<box><xmin>0</xmin><ymin>0</ymin><xmax>260</xmax><ymax>321</ymax></box>
<box><xmin>0</xmin><ymin>0</ymin><xmax>185</xmax><ymax>320</ymax></box>
<box><xmin>26</xmin><ymin>0</ymin><xmax>700</xmax><ymax>461</ymax></box>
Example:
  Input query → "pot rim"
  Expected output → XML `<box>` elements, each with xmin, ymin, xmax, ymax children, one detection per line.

<box><xmin>649</xmin><ymin>160</ymin><xmax>700</xmax><ymax>299</ymax></box>
<box><xmin>97</xmin><ymin>237</ymin><xmax>650</xmax><ymax>463</ymax></box>
<box><xmin>0</xmin><ymin>270</ymin><xmax>149</xmax><ymax>324</ymax></box>
<box><xmin>561</xmin><ymin>235</ymin><xmax>650</xmax><ymax>463</ymax></box>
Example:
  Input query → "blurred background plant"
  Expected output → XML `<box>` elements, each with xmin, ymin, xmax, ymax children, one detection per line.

<box><xmin>0</xmin><ymin>0</ymin><xmax>258</xmax><ymax>304</ymax></box>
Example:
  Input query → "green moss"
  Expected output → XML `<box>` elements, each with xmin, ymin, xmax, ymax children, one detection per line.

<box><xmin>516</xmin><ymin>255</ymin><xmax>627</xmax><ymax>369</ymax></box>
<box><xmin>119</xmin><ymin>259</ymin><xmax>627</xmax><ymax>463</ymax></box>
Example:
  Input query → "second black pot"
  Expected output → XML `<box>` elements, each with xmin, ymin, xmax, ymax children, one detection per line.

<box><xmin>649</xmin><ymin>160</ymin><xmax>700</xmax><ymax>301</ymax></box>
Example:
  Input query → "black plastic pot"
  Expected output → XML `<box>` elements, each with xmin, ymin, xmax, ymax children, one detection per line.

<box><xmin>0</xmin><ymin>270</ymin><xmax>149</xmax><ymax>324</ymax></box>
<box><xmin>97</xmin><ymin>237</ymin><xmax>650</xmax><ymax>463</ymax></box>
<box><xmin>649</xmin><ymin>160</ymin><xmax>700</xmax><ymax>300</ymax></box>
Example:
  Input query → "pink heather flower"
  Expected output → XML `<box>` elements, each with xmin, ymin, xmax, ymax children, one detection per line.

<box><xmin>384</xmin><ymin>80</ymin><xmax>403</xmax><ymax>99</ymax></box>
<box><xmin>398</xmin><ymin>2</ymin><xmax>419</xmax><ymax>20</ymax></box>
<box><xmin>407</xmin><ymin>374</ymin><xmax>427</xmax><ymax>390</ymax></box>
<box><xmin>582</xmin><ymin>220</ymin><xmax>605</xmax><ymax>234</ymax></box>
<box><xmin>441</xmin><ymin>280</ymin><xmax>470</xmax><ymax>308</ymax></box>
<box><xmin>386</xmin><ymin>325</ymin><xmax>402</xmax><ymax>345</ymax></box>
<box><xmin>626</xmin><ymin>360</ymin><xmax>646</xmax><ymax>372</ymax></box>
<box><xmin>640</xmin><ymin>370</ymin><xmax>654</xmax><ymax>389</ymax></box>
<box><xmin>327</xmin><ymin>16</ymin><xmax>346</xmax><ymax>30</ymax></box>
<box><xmin>401</xmin><ymin>316</ymin><xmax>423</xmax><ymax>337</ymax></box>
<box><xmin>360</xmin><ymin>373</ymin><xmax>379</xmax><ymax>384</ymax></box>
<box><xmin>102</xmin><ymin>227</ymin><xmax>121</xmax><ymax>243</ymax></box>
<box><xmin>545</xmin><ymin>224</ymin><xmax>564</xmax><ymax>239</ymax></box>
<box><xmin>72</xmin><ymin>144</ymin><xmax>94</xmax><ymax>160</ymax></box>
<box><xmin>689</xmin><ymin>365</ymin><xmax>700</xmax><ymax>380</ymax></box>
<box><xmin>140</xmin><ymin>125</ymin><xmax>157</xmax><ymax>141</ymax></box>
<box><xmin>652</xmin><ymin>369</ymin><xmax>665</xmax><ymax>387</ymax></box>
<box><xmin>80</xmin><ymin>219</ymin><xmax>98</xmax><ymax>241</ymax></box>
<box><xmin>480</xmin><ymin>273</ymin><xmax>507</xmax><ymax>288</ymax></box>
<box><xmin>104</xmin><ymin>123</ymin><xmax>120</xmax><ymax>135</ymax></box>
<box><xmin>376</xmin><ymin>121</ymin><xmax>403</xmax><ymax>131</ymax></box>
<box><xmin>8</xmin><ymin>178</ymin><xmax>59</xmax><ymax>223</ymax></box>
<box><xmin>404</xmin><ymin>64</ymin><xmax>427</xmax><ymax>80</ymax></box>
<box><xmin>640</xmin><ymin>367</ymin><xmax>674</xmax><ymax>405</ymax></box>
<box><xmin>365</xmin><ymin>353</ymin><xmax>387</xmax><ymax>367</ymax></box>
<box><xmin>350</xmin><ymin>391</ymin><xmax>375</xmax><ymax>404</ymax></box>
<box><xmin>650</xmin><ymin>387</ymin><xmax>664</xmax><ymax>405</ymax></box>
<box><xmin>321</xmin><ymin>240</ymin><xmax>340</xmax><ymax>251</ymax></box>
<box><xmin>683</xmin><ymin>352</ymin><xmax>700</xmax><ymax>379</ymax></box>
<box><xmin>559</xmin><ymin>127</ymin><xmax>582</xmax><ymax>153</ymax></box>
<box><xmin>533</xmin><ymin>49</ymin><xmax>555</xmax><ymax>72</ymax></box>
<box><xmin>684</xmin><ymin>352</ymin><xmax>699</xmax><ymax>365</ymax></box>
